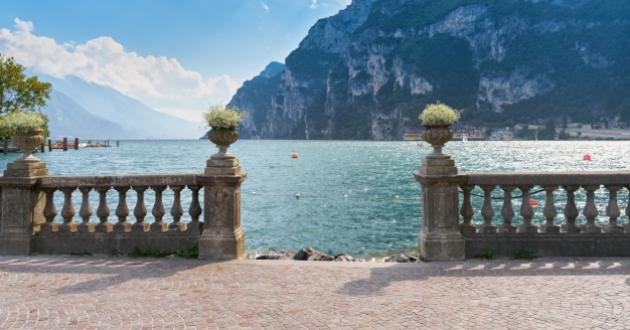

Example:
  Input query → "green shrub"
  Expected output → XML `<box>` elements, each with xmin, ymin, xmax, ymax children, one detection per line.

<box><xmin>0</xmin><ymin>111</ymin><xmax>46</xmax><ymax>136</ymax></box>
<box><xmin>204</xmin><ymin>106</ymin><xmax>243</xmax><ymax>129</ymax></box>
<box><xmin>419</xmin><ymin>103</ymin><xmax>460</xmax><ymax>126</ymax></box>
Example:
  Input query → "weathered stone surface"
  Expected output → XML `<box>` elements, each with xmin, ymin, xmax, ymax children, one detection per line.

<box><xmin>334</xmin><ymin>253</ymin><xmax>355</xmax><ymax>262</ymax></box>
<box><xmin>3</xmin><ymin>256</ymin><xmax>630</xmax><ymax>328</ymax></box>
<box><xmin>254</xmin><ymin>250</ymin><xmax>294</xmax><ymax>260</ymax></box>
<box><xmin>294</xmin><ymin>247</ymin><xmax>334</xmax><ymax>261</ymax></box>
<box><xmin>384</xmin><ymin>253</ymin><xmax>417</xmax><ymax>263</ymax></box>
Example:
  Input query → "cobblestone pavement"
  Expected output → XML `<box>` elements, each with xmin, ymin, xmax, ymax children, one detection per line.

<box><xmin>2</xmin><ymin>257</ymin><xmax>630</xmax><ymax>329</ymax></box>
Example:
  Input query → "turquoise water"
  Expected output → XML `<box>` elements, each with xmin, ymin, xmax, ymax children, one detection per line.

<box><xmin>2</xmin><ymin>140</ymin><xmax>630</xmax><ymax>257</ymax></box>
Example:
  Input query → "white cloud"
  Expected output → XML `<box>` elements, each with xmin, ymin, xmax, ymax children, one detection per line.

<box><xmin>0</xmin><ymin>18</ymin><xmax>241</xmax><ymax>122</ymax></box>
<box><xmin>310</xmin><ymin>0</ymin><xmax>318</xmax><ymax>9</ymax></box>
<box><xmin>261</xmin><ymin>1</ymin><xmax>269</xmax><ymax>12</ymax></box>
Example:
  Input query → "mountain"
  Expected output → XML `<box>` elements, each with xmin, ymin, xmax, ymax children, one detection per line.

<box><xmin>41</xmin><ymin>75</ymin><xmax>202</xmax><ymax>139</ymax></box>
<box><xmin>46</xmin><ymin>90</ymin><xmax>132</xmax><ymax>139</ymax></box>
<box><xmin>229</xmin><ymin>0</ymin><xmax>630</xmax><ymax>140</ymax></box>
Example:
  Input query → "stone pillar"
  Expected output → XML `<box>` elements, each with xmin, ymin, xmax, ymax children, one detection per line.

<box><xmin>0</xmin><ymin>156</ymin><xmax>48</xmax><ymax>255</ymax></box>
<box><xmin>415</xmin><ymin>126</ymin><xmax>465</xmax><ymax>261</ymax></box>
<box><xmin>198</xmin><ymin>150</ymin><xmax>246</xmax><ymax>260</ymax></box>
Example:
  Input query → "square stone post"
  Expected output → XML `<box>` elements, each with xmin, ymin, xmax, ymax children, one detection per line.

<box><xmin>415</xmin><ymin>129</ymin><xmax>465</xmax><ymax>261</ymax></box>
<box><xmin>198</xmin><ymin>152</ymin><xmax>246</xmax><ymax>260</ymax></box>
<box><xmin>0</xmin><ymin>157</ymin><xmax>47</xmax><ymax>255</ymax></box>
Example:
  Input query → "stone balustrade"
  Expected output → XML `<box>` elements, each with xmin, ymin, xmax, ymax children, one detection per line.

<box><xmin>416</xmin><ymin>130</ymin><xmax>630</xmax><ymax>260</ymax></box>
<box><xmin>458</xmin><ymin>172</ymin><xmax>630</xmax><ymax>258</ymax></box>
<box><xmin>0</xmin><ymin>138</ymin><xmax>246</xmax><ymax>260</ymax></box>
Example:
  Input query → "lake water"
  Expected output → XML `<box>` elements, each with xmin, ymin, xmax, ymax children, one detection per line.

<box><xmin>3</xmin><ymin>140</ymin><xmax>630</xmax><ymax>257</ymax></box>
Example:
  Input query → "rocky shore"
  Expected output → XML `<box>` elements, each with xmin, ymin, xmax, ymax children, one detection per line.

<box><xmin>250</xmin><ymin>247</ymin><xmax>418</xmax><ymax>263</ymax></box>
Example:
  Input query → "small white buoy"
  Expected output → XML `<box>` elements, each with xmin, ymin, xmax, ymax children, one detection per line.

<box><xmin>295</xmin><ymin>193</ymin><xmax>300</xmax><ymax>199</ymax></box>
<box><xmin>395</xmin><ymin>195</ymin><xmax>400</xmax><ymax>199</ymax></box>
<box><xmin>251</xmin><ymin>191</ymin><xmax>257</xmax><ymax>195</ymax></box>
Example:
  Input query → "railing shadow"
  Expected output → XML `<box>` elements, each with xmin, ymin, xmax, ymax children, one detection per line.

<box><xmin>338</xmin><ymin>258</ymin><xmax>630</xmax><ymax>297</ymax></box>
<box><xmin>0</xmin><ymin>255</ymin><xmax>218</xmax><ymax>295</ymax></box>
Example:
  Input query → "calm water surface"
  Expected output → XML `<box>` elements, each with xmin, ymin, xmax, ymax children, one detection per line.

<box><xmin>4</xmin><ymin>140</ymin><xmax>630</xmax><ymax>257</ymax></box>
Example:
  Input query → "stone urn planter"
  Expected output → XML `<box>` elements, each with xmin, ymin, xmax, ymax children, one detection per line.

<box><xmin>13</xmin><ymin>127</ymin><xmax>45</xmax><ymax>163</ymax></box>
<box><xmin>208</xmin><ymin>127</ymin><xmax>239</xmax><ymax>159</ymax></box>
<box><xmin>422</xmin><ymin>125</ymin><xmax>453</xmax><ymax>157</ymax></box>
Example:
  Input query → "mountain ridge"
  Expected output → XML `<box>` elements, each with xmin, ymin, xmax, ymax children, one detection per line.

<box><xmin>229</xmin><ymin>0</ymin><xmax>630</xmax><ymax>140</ymax></box>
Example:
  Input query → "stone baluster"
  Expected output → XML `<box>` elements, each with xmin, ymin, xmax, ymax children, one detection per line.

<box><xmin>150</xmin><ymin>186</ymin><xmax>166</xmax><ymax>232</ymax></box>
<box><xmin>187</xmin><ymin>185</ymin><xmax>202</xmax><ymax>234</ymax></box>
<box><xmin>169</xmin><ymin>185</ymin><xmax>185</xmax><ymax>231</ymax></box>
<box><xmin>42</xmin><ymin>188</ymin><xmax>57</xmax><ymax>233</ymax></box>
<box><xmin>60</xmin><ymin>187</ymin><xmax>76</xmax><ymax>233</ymax></box>
<box><xmin>132</xmin><ymin>186</ymin><xmax>148</xmax><ymax>232</ymax></box>
<box><xmin>562</xmin><ymin>185</ymin><xmax>580</xmax><ymax>233</ymax></box>
<box><xmin>95</xmin><ymin>186</ymin><xmax>112</xmax><ymax>233</ymax></box>
<box><xmin>114</xmin><ymin>186</ymin><xmax>130</xmax><ymax>233</ymax></box>
<box><xmin>499</xmin><ymin>185</ymin><xmax>515</xmax><ymax>233</ymax></box>
<box><xmin>517</xmin><ymin>185</ymin><xmax>537</xmax><ymax>233</ymax></box>
<box><xmin>582</xmin><ymin>185</ymin><xmax>601</xmax><ymax>233</ymax></box>
<box><xmin>77</xmin><ymin>187</ymin><xmax>92</xmax><ymax>233</ymax></box>
<box><xmin>541</xmin><ymin>185</ymin><xmax>559</xmax><ymax>233</ymax></box>
<box><xmin>605</xmin><ymin>185</ymin><xmax>622</xmax><ymax>233</ymax></box>
<box><xmin>459</xmin><ymin>185</ymin><xmax>475</xmax><ymax>234</ymax></box>
<box><xmin>625</xmin><ymin>187</ymin><xmax>630</xmax><ymax>233</ymax></box>
<box><xmin>480</xmin><ymin>185</ymin><xmax>496</xmax><ymax>234</ymax></box>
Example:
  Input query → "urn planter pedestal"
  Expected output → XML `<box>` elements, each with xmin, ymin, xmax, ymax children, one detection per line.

<box><xmin>416</xmin><ymin>124</ymin><xmax>465</xmax><ymax>261</ymax></box>
<box><xmin>199</xmin><ymin>126</ymin><xmax>246</xmax><ymax>260</ymax></box>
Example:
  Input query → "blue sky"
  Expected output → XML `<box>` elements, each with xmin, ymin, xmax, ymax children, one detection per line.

<box><xmin>0</xmin><ymin>0</ymin><xmax>350</xmax><ymax>120</ymax></box>
<box><xmin>0</xmin><ymin>0</ymin><xmax>349</xmax><ymax>81</ymax></box>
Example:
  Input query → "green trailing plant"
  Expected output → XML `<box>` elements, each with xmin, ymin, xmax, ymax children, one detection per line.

<box><xmin>176</xmin><ymin>245</ymin><xmax>199</xmax><ymax>259</ymax></box>
<box><xmin>130</xmin><ymin>246</ymin><xmax>170</xmax><ymax>258</ymax></box>
<box><xmin>474</xmin><ymin>247</ymin><xmax>495</xmax><ymax>260</ymax></box>
<box><xmin>513</xmin><ymin>248</ymin><xmax>537</xmax><ymax>260</ymax></box>
<box><xmin>419</xmin><ymin>102</ymin><xmax>460</xmax><ymax>127</ymax></box>
<box><xmin>0</xmin><ymin>111</ymin><xmax>47</xmax><ymax>136</ymax></box>
<box><xmin>204</xmin><ymin>106</ymin><xmax>243</xmax><ymax>129</ymax></box>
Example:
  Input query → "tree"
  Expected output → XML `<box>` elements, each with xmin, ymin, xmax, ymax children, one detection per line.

<box><xmin>0</xmin><ymin>54</ymin><xmax>51</xmax><ymax>114</ymax></box>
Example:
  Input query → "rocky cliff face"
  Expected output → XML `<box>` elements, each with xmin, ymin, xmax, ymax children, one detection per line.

<box><xmin>229</xmin><ymin>0</ymin><xmax>630</xmax><ymax>140</ymax></box>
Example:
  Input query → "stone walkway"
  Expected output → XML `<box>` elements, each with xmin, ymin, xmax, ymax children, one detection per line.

<box><xmin>2</xmin><ymin>257</ymin><xmax>630</xmax><ymax>329</ymax></box>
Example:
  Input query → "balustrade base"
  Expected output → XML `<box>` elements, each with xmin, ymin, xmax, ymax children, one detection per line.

<box><xmin>419</xmin><ymin>230</ymin><xmax>465</xmax><ymax>261</ymax></box>
<box><xmin>205</xmin><ymin>157</ymin><xmax>241</xmax><ymax>176</ymax></box>
<box><xmin>4</xmin><ymin>161</ymin><xmax>48</xmax><ymax>177</ymax></box>
<box><xmin>198</xmin><ymin>228</ymin><xmax>245</xmax><ymax>260</ymax></box>
<box><xmin>465</xmin><ymin>234</ymin><xmax>630</xmax><ymax>258</ymax></box>
<box><xmin>0</xmin><ymin>232</ymin><xmax>31</xmax><ymax>255</ymax></box>
<box><xmin>33</xmin><ymin>231</ymin><xmax>199</xmax><ymax>255</ymax></box>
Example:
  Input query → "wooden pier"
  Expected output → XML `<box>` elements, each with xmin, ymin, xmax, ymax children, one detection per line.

<box><xmin>1</xmin><ymin>137</ymin><xmax>119</xmax><ymax>154</ymax></box>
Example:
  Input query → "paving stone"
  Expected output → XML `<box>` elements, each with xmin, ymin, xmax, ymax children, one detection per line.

<box><xmin>2</xmin><ymin>256</ymin><xmax>630</xmax><ymax>328</ymax></box>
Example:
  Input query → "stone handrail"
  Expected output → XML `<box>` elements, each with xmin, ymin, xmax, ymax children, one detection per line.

<box><xmin>36</xmin><ymin>174</ymin><xmax>203</xmax><ymax>236</ymax></box>
<box><xmin>0</xmin><ymin>136</ymin><xmax>246</xmax><ymax>260</ymax></box>
<box><xmin>416</xmin><ymin>126</ymin><xmax>630</xmax><ymax>260</ymax></box>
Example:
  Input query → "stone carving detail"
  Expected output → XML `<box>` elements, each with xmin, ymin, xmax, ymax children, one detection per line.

<box><xmin>132</xmin><ymin>186</ymin><xmax>148</xmax><ymax>232</ymax></box>
<box><xmin>605</xmin><ymin>185</ymin><xmax>621</xmax><ymax>233</ymax></box>
<box><xmin>480</xmin><ymin>185</ymin><xmax>496</xmax><ymax>234</ymax></box>
<box><xmin>517</xmin><ymin>185</ymin><xmax>537</xmax><ymax>234</ymax></box>
<box><xmin>459</xmin><ymin>185</ymin><xmax>475</xmax><ymax>234</ymax></box>
<box><xmin>169</xmin><ymin>185</ymin><xmax>185</xmax><ymax>231</ymax></box>
<box><xmin>541</xmin><ymin>185</ymin><xmax>559</xmax><ymax>234</ymax></box>
<box><xmin>78</xmin><ymin>187</ymin><xmax>92</xmax><ymax>233</ymax></box>
<box><xmin>95</xmin><ymin>186</ymin><xmax>111</xmax><ymax>233</ymax></box>
<box><xmin>582</xmin><ymin>185</ymin><xmax>601</xmax><ymax>234</ymax></box>
<box><xmin>60</xmin><ymin>187</ymin><xmax>76</xmax><ymax>233</ymax></box>
<box><xmin>151</xmin><ymin>186</ymin><xmax>166</xmax><ymax>232</ymax></box>
<box><xmin>499</xmin><ymin>185</ymin><xmax>515</xmax><ymax>233</ymax></box>
<box><xmin>562</xmin><ymin>185</ymin><xmax>580</xmax><ymax>233</ymax></box>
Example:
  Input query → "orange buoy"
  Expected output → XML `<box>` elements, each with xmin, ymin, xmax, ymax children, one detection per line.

<box><xmin>529</xmin><ymin>199</ymin><xmax>538</xmax><ymax>206</ymax></box>
<box><xmin>291</xmin><ymin>151</ymin><xmax>299</xmax><ymax>159</ymax></box>
<box><xmin>582</xmin><ymin>153</ymin><xmax>592</xmax><ymax>161</ymax></box>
